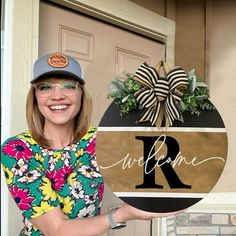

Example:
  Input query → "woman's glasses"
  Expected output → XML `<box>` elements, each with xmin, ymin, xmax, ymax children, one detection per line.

<box><xmin>34</xmin><ymin>81</ymin><xmax>80</xmax><ymax>97</ymax></box>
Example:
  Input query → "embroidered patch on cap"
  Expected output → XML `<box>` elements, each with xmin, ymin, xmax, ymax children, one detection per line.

<box><xmin>48</xmin><ymin>53</ymin><xmax>69</xmax><ymax>68</ymax></box>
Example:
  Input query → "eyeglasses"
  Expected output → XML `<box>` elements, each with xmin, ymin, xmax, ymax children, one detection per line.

<box><xmin>34</xmin><ymin>81</ymin><xmax>80</xmax><ymax>97</ymax></box>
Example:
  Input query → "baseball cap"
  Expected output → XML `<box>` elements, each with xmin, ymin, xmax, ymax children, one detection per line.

<box><xmin>31</xmin><ymin>52</ymin><xmax>85</xmax><ymax>84</ymax></box>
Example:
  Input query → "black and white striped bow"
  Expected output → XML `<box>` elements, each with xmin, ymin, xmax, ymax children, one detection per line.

<box><xmin>134</xmin><ymin>62</ymin><xmax>189</xmax><ymax>127</ymax></box>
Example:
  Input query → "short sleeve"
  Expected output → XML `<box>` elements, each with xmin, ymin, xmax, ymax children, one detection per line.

<box><xmin>1</xmin><ymin>137</ymin><xmax>60</xmax><ymax>219</ymax></box>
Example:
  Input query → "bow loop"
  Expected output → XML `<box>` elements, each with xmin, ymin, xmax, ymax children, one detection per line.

<box><xmin>167</xmin><ymin>66</ymin><xmax>189</xmax><ymax>91</ymax></box>
<box><xmin>133</xmin><ymin>62</ymin><xmax>189</xmax><ymax>127</ymax></box>
<box><xmin>134</xmin><ymin>62</ymin><xmax>159</xmax><ymax>88</ymax></box>
<box><xmin>135</xmin><ymin>87</ymin><xmax>157</xmax><ymax>108</ymax></box>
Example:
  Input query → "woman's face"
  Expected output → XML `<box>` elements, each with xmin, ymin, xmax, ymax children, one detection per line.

<box><xmin>34</xmin><ymin>77</ymin><xmax>83</xmax><ymax>128</ymax></box>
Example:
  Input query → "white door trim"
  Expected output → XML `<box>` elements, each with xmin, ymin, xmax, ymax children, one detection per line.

<box><xmin>2</xmin><ymin>1</ymin><xmax>39</xmax><ymax>236</ymax></box>
<box><xmin>1</xmin><ymin>2</ymin><xmax>13</xmax><ymax>235</ymax></box>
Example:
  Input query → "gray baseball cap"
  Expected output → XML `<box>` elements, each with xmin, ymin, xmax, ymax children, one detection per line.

<box><xmin>31</xmin><ymin>52</ymin><xmax>85</xmax><ymax>84</ymax></box>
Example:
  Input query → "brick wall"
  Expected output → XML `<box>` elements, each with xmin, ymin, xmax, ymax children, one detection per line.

<box><xmin>166</xmin><ymin>213</ymin><xmax>236</xmax><ymax>236</ymax></box>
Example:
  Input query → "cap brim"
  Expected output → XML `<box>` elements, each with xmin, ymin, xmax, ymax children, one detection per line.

<box><xmin>31</xmin><ymin>70</ymin><xmax>85</xmax><ymax>85</ymax></box>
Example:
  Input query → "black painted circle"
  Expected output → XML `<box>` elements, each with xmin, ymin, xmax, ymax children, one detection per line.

<box><xmin>96</xmin><ymin>101</ymin><xmax>227</xmax><ymax>212</ymax></box>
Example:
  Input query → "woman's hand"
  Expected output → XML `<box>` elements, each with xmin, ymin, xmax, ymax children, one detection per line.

<box><xmin>113</xmin><ymin>203</ymin><xmax>185</xmax><ymax>222</ymax></box>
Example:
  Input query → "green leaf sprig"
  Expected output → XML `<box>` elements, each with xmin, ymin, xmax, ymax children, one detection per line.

<box><xmin>107</xmin><ymin>72</ymin><xmax>142</xmax><ymax>115</ymax></box>
<box><xmin>179</xmin><ymin>69</ymin><xmax>215</xmax><ymax>116</ymax></box>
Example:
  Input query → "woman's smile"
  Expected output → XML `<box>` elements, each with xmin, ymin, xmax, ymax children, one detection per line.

<box><xmin>48</xmin><ymin>104</ymin><xmax>70</xmax><ymax>111</ymax></box>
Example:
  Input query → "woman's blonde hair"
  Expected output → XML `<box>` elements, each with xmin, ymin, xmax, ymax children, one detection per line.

<box><xmin>26</xmin><ymin>83</ymin><xmax>92</xmax><ymax>148</ymax></box>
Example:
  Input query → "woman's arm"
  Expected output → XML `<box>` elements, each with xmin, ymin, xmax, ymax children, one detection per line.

<box><xmin>30</xmin><ymin>206</ymin><xmax>109</xmax><ymax>236</ymax></box>
<box><xmin>30</xmin><ymin>204</ymin><xmax>183</xmax><ymax>236</ymax></box>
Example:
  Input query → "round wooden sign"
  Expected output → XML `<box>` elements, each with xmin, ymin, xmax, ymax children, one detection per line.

<box><xmin>96</xmin><ymin>102</ymin><xmax>227</xmax><ymax>212</ymax></box>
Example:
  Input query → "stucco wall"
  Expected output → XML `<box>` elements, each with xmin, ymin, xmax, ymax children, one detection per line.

<box><xmin>207</xmin><ymin>0</ymin><xmax>236</xmax><ymax>193</ymax></box>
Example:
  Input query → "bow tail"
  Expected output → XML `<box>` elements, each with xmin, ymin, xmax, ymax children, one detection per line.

<box><xmin>155</xmin><ymin>104</ymin><xmax>164</xmax><ymax>127</ymax></box>
<box><xmin>138</xmin><ymin>102</ymin><xmax>162</xmax><ymax>126</ymax></box>
<box><xmin>164</xmin><ymin>95</ymin><xmax>182</xmax><ymax>126</ymax></box>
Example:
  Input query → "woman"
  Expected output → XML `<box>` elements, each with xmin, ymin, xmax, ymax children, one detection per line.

<box><xmin>1</xmin><ymin>53</ymin><xmax>182</xmax><ymax>236</ymax></box>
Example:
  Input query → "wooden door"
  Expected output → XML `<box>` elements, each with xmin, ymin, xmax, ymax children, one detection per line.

<box><xmin>39</xmin><ymin>1</ymin><xmax>166</xmax><ymax>235</ymax></box>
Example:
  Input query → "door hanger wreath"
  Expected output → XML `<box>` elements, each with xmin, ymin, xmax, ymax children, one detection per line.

<box><xmin>97</xmin><ymin>60</ymin><xmax>227</xmax><ymax>213</ymax></box>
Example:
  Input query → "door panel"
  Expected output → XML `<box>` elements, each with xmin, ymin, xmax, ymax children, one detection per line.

<box><xmin>39</xmin><ymin>2</ymin><xmax>165</xmax><ymax>235</ymax></box>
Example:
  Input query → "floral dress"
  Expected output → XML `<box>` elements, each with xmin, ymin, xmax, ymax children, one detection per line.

<box><xmin>1</xmin><ymin>127</ymin><xmax>104</xmax><ymax>235</ymax></box>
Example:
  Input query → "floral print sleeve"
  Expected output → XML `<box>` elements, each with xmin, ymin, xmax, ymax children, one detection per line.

<box><xmin>1</xmin><ymin>137</ymin><xmax>60</xmax><ymax>220</ymax></box>
<box><xmin>1</xmin><ymin>127</ymin><xmax>104</xmax><ymax>235</ymax></box>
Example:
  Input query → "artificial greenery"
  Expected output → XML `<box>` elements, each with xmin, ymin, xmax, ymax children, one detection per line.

<box><xmin>108</xmin><ymin>69</ymin><xmax>215</xmax><ymax>117</ymax></box>
<box><xmin>179</xmin><ymin>69</ymin><xmax>215</xmax><ymax>116</ymax></box>
<box><xmin>107</xmin><ymin>72</ymin><xmax>142</xmax><ymax>115</ymax></box>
